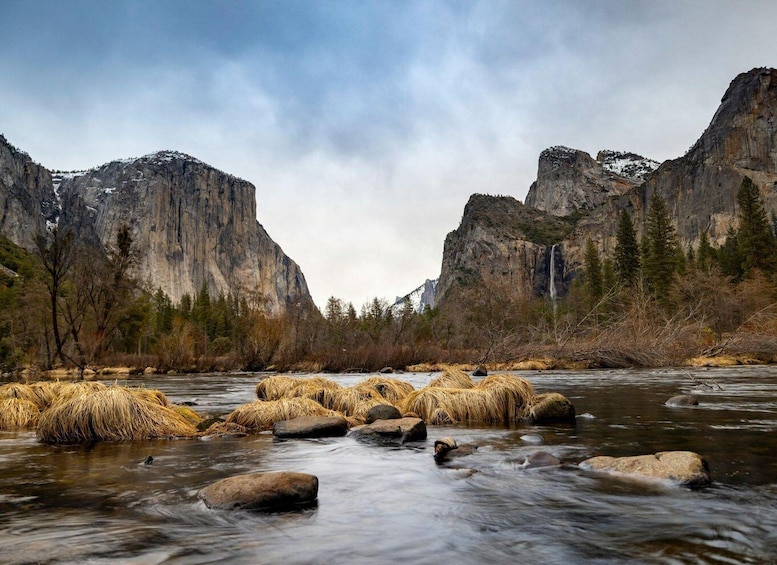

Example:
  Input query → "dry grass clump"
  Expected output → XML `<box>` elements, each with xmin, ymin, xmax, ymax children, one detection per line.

<box><xmin>525</xmin><ymin>392</ymin><xmax>575</xmax><ymax>423</ymax></box>
<box><xmin>199</xmin><ymin>421</ymin><xmax>249</xmax><ymax>438</ymax></box>
<box><xmin>51</xmin><ymin>381</ymin><xmax>108</xmax><ymax>406</ymax></box>
<box><xmin>326</xmin><ymin>385</ymin><xmax>389</xmax><ymax>422</ymax></box>
<box><xmin>28</xmin><ymin>381</ymin><xmax>64</xmax><ymax>409</ymax></box>
<box><xmin>476</xmin><ymin>374</ymin><xmax>534</xmax><ymax>421</ymax></box>
<box><xmin>0</xmin><ymin>383</ymin><xmax>46</xmax><ymax>410</ymax></box>
<box><xmin>37</xmin><ymin>385</ymin><xmax>197</xmax><ymax>444</ymax></box>
<box><xmin>225</xmin><ymin>398</ymin><xmax>340</xmax><ymax>431</ymax></box>
<box><xmin>0</xmin><ymin>398</ymin><xmax>41</xmax><ymax>429</ymax></box>
<box><xmin>357</xmin><ymin>377</ymin><xmax>415</xmax><ymax>403</ymax></box>
<box><xmin>131</xmin><ymin>388</ymin><xmax>169</xmax><ymax>407</ymax></box>
<box><xmin>399</xmin><ymin>373</ymin><xmax>534</xmax><ymax>425</ymax></box>
<box><xmin>400</xmin><ymin>388</ymin><xmax>500</xmax><ymax>425</ymax></box>
<box><xmin>171</xmin><ymin>405</ymin><xmax>203</xmax><ymax>425</ymax></box>
<box><xmin>255</xmin><ymin>376</ymin><xmax>343</xmax><ymax>401</ymax></box>
<box><xmin>428</xmin><ymin>367</ymin><xmax>475</xmax><ymax>389</ymax></box>
<box><xmin>255</xmin><ymin>376</ymin><xmax>300</xmax><ymax>400</ymax></box>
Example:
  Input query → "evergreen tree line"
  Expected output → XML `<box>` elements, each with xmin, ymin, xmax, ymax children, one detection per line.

<box><xmin>577</xmin><ymin>177</ymin><xmax>777</xmax><ymax>361</ymax></box>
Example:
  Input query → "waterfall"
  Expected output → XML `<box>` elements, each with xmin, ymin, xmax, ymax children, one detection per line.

<box><xmin>549</xmin><ymin>244</ymin><xmax>557</xmax><ymax>308</ymax></box>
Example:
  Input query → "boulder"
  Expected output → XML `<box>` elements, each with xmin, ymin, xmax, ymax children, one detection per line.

<box><xmin>472</xmin><ymin>365</ymin><xmax>488</xmax><ymax>377</ymax></box>
<box><xmin>665</xmin><ymin>394</ymin><xmax>699</xmax><ymax>407</ymax></box>
<box><xmin>365</xmin><ymin>404</ymin><xmax>402</xmax><ymax>424</ymax></box>
<box><xmin>200</xmin><ymin>471</ymin><xmax>319</xmax><ymax>510</ymax></box>
<box><xmin>525</xmin><ymin>392</ymin><xmax>576</xmax><ymax>424</ymax></box>
<box><xmin>379</xmin><ymin>367</ymin><xmax>394</xmax><ymax>374</ymax></box>
<box><xmin>350</xmin><ymin>417</ymin><xmax>427</xmax><ymax>443</ymax></box>
<box><xmin>580</xmin><ymin>451</ymin><xmax>711</xmax><ymax>487</ymax></box>
<box><xmin>273</xmin><ymin>416</ymin><xmax>348</xmax><ymax>439</ymax></box>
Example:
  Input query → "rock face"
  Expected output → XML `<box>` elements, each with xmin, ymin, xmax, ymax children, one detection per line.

<box><xmin>436</xmin><ymin>68</ymin><xmax>777</xmax><ymax>306</ymax></box>
<box><xmin>0</xmin><ymin>136</ymin><xmax>58</xmax><ymax>249</ymax></box>
<box><xmin>436</xmin><ymin>194</ymin><xmax>576</xmax><ymax>304</ymax></box>
<box><xmin>580</xmin><ymin>451</ymin><xmax>711</xmax><ymax>487</ymax></box>
<box><xmin>524</xmin><ymin>146</ymin><xmax>642</xmax><ymax>217</ymax></box>
<box><xmin>200</xmin><ymin>471</ymin><xmax>319</xmax><ymax>510</ymax></box>
<box><xmin>0</xmin><ymin>141</ymin><xmax>312</xmax><ymax>313</ymax></box>
<box><xmin>643</xmin><ymin>67</ymin><xmax>777</xmax><ymax>246</ymax></box>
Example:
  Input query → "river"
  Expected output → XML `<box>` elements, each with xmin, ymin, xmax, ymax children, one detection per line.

<box><xmin>1</xmin><ymin>366</ymin><xmax>776</xmax><ymax>564</ymax></box>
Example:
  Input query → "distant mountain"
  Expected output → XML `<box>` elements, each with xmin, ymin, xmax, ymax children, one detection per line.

<box><xmin>437</xmin><ymin>67</ymin><xmax>777</xmax><ymax>306</ymax></box>
<box><xmin>0</xmin><ymin>141</ymin><xmax>312</xmax><ymax>313</ymax></box>
<box><xmin>393</xmin><ymin>278</ymin><xmax>438</xmax><ymax>313</ymax></box>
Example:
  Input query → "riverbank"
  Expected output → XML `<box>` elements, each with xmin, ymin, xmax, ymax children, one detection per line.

<box><xmin>3</xmin><ymin>351</ymin><xmax>773</xmax><ymax>383</ymax></box>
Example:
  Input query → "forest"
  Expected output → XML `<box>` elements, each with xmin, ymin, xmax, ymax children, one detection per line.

<box><xmin>1</xmin><ymin>177</ymin><xmax>776</xmax><ymax>375</ymax></box>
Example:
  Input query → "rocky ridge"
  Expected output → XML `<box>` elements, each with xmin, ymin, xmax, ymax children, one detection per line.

<box><xmin>0</xmin><ymin>140</ymin><xmax>311</xmax><ymax>313</ymax></box>
<box><xmin>437</xmin><ymin>67</ymin><xmax>777</xmax><ymax>305</ymax></box>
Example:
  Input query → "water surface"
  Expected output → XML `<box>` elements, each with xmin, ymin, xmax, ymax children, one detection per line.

<box><xmin>1</xmin><ymin>366</ymin><xmax>776</xmax><ymax>563</ymax></box>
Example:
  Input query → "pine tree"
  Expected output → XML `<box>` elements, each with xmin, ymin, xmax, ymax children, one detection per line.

<box><xmin>602</xmin><ymin>258</ymin><xmax>616</xmax><ymax>292</ymax></box>
<box><xmin>736</xmin><ymin>176</ymin><xmax>775</xmax><ymax>275</ymax></box>
<box><xmin>643</xmin><ymin>192</ymin><xmax>681</xmax><ymax>299</ymax></box>
<box><xmin>614</xmin><ymin>209</ymin><xmax>640</xmax><ymax>286</ymax></box>
<box><xmin>696</xmin><ymin>231</ymin><xmax>715</xmax><ymax>273</ymax></box>
<box><xmin>583</xmin><ymin>239</ymin><xmax>603</xmax><ymax>303</ymax></box>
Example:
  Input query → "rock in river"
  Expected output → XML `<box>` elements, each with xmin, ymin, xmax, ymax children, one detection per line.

<box><xmin>273</xmin><ymin>416</ymin><xmax>348</xmax><ymax>439</ymax></box>
<box><xmin>365</xmin><ymin>404</ymin><xmax>402</xmax><ymax>424</ymax></box>
<box><xmin>350</xmin><ymin>417</ymin><xmax>427</xmax><ymax>443</ymax></box>
<box><xmin>665</xmin><ymin>395</ymin><xmax>699</xmax><ymax>407</ymax></box>
<box><xmin>200</xmin><ymin>471</ymin><xmax>319</xmax><ymax>511</ymax></box>
<box><xmin>580</xmin><ymin>451</ymin><xmax>711</xmax><ymax>487</ymax></box>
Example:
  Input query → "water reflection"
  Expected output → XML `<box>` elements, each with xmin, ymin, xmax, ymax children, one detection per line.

<box><xmin>1</xmin><ymin>366</ymin><xmax>777</xmax><ymax>563</ymax></box>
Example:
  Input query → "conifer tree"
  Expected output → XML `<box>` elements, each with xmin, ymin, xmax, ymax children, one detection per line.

<box><xmin>583</xmin><ymin>238</ymin><xmax>603</xmax><ymax>303</ymax></box>
<box><xmin>696</xmin><ymin>230</ymin><xmax>715</xmax><ymax>273</ymax></box>
<box><xmin>643</xmin><ymin>192</ymin><xmax>681</xmax><ymax>299</ymax></box>
<box><xmin>736</xmin><ymin>176</ymin><xmax>775</xmax><ymax>275</ymax></box>
<box><xmin>602</xmin><ymin>258</ymin><xmax>616</xmax><ymax>292</ymax></box>
<box><xmin>614</xmin><ymin>209</ymin><xmax>640</xmax><ymax>286</ymax></box>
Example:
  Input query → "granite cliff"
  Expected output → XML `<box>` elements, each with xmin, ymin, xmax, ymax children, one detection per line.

<box><xmin>0</xmin><ymin>140</ymin><xmax>311</xmax><ymax>313</ymax></box>
<box><xmin>0</xmin><ymin>136</ymin><xmax>58</xmax><ymax>249</ymax></box>
<box><xmin>437</xmin><ymin>67</ymin><xmax>777</xmax><ymax>306</ymax></box>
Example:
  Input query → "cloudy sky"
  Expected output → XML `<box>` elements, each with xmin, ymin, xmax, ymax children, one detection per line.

<box><xmin>1</xmin><ymin>1</ymin><xmax>776</xmax><ymax>308</ymax></box>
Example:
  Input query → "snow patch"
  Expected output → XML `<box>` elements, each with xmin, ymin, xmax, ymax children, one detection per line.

<box><xmin>393</xmin><ymin>279</ymin><xmax>438</xmax><ymax>313</ymax></box>
<box><xmin>597</xmin><ymin>150</ymin><xmax>659</xmax><ymax>182</ymax></box>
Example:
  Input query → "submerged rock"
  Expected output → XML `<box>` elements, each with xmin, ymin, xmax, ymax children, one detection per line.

<box><xmin>350</xmin><ymin>417</ymin><xmax>427</xmax><ymax>443</ymax></box>
<box><xmin>272</xmin><ymin>416</ymin><xmax>348</xmax><ymax>439</ymax></box>
<box><xmin>365</xmin><ymin>404</ymin><xmax>402</xmax><ymax>424</ymax></box>
<box><xmin>472</xmin><ymin>365</ymin><xmax>488</xmax><ymax>377</ymax></box>
<box><xmin>665</xmin><ymin>395</ymin><xmax>699</xmax><ymax>407</ymax></box>
<box><xmin>200</xmin><ymin>471</ymin><xmax>319</xmax><ymax>511</ymax></box>
<box><xmin>521</xmin><ymin>451</ymin><xmax>560</xmax><ymax>469</ymax></box>
<box><xmin>580</xmin><ymin>451</ymin><xmax>711</xmax><ymax>487</ymax></box>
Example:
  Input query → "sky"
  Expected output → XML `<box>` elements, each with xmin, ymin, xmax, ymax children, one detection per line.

<box><xmin>1</xmin><ymin>0</ymin><xmax>777</xmax><ymax>309</ymax></box>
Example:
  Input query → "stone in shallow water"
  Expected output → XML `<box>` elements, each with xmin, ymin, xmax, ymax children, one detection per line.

<box><xmin>365</xmin><ymin>404</ymin><xmax>402</xmax><ymax>424</ymax></box>
<box><xmin>521</xmin><ymin>451</ymin><xmax>560</xmax><ymax>469</ymax></box>
<box><xmin>200</xmin><ymin>471</ymin><xmax>319</xmax><ymax>511</ymax></box>
<box><xmin>580</xmin><ymin>451</ymin><xmax>711</xmax><ymax>487</ymax></box>
<box><xmin>665</xmin><ymin>395</ymin><xmax>699</xmax><ymax>407</ymax></box>
<box><xmin>272</xmin><ymin>416</ymin><xmax>348</xmax><ymax>438</ymax></box>
<box><xmin>350</xmin><ymin>417</ymin><xmax>427</xmax><ymax>443</ymax></box>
